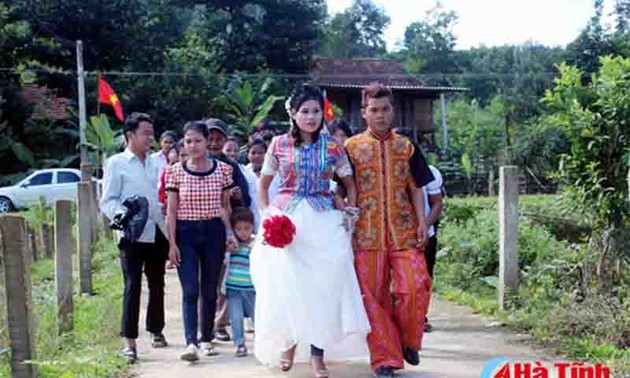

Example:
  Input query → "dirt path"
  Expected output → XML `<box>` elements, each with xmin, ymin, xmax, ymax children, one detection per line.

<box><xmin>131</xmin><ymin>270</ymin><xmax>550</xmax><ymax>378</ymax></box>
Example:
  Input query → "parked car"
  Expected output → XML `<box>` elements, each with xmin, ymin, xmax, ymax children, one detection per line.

<box><xmin>0</xmin><ymin>169</ymin><xmax>100</xmax><ymax>213</ymax></box>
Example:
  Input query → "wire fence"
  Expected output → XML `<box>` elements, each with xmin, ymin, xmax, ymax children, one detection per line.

<box><xmin>0</xmin><ymin>66</ymin><xmax>561</xmax><ymax>79</ymax></box>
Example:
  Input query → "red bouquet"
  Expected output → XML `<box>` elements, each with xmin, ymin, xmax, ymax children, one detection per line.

<box><xmin>262</xmin><ymin>215</ymin><xmax>296</xmax><ymax>248</ymax></box>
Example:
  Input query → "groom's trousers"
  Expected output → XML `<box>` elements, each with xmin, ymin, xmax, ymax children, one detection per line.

<box><xmin>354</xmin><ymin>240</ymin><xmax>432</xmax><ymax>371</ymax></box>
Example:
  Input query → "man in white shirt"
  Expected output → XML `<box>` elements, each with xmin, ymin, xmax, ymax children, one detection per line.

<box><xmin>423</xmin><ymin>165</ymin><xmax>444</xmax><ymax>332</ymax></box>
<box><xmin>100</xmin><ymin>112</ymin><xmax>169</xmax><ymax>363</ymax></box>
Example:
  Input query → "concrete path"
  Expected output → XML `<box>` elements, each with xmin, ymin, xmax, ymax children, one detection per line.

<box><xmin>131</xmin><ymin>270</ymin><xmax>551</xmax><ymax>378</ymax></box>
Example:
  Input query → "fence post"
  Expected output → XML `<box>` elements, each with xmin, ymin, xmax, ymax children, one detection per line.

<box><xmin>101</xmin><ymin>214</ymin><xmax>112</xmax><ymax>239</ymax></box>
<box><xmin>0</xmin><ymin>215</ymin><xmax>38</xmax><ymax>378</ymax></box>
<box><xmin>77</xmin><ymin>182</ymin><xmax>93</xmax><ymax>294</ymax></box>
<box><xmin>498</xmin><ymin>166</ymin><xmax>519</xmax><ymax>310</ymax></box>
<box><xmin>54</xmin><ymin>200</ymin><xmax>74</xmax><ymax>334</ymax></box>
<box><xmin>89</xmin><ymin>181</ymin><xmax>100</xmax><ymax>239</ymax></box>
<box><xmin>27</xmin><ymin>226</ymin><xmax>38</xmax><ymax>262</ymax></box>
<box><xmin>39</xmin><ymin>224</ymin><xmax>53</xmax><ymax>258</ymax></box>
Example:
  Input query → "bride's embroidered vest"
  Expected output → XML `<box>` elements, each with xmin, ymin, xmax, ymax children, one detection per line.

<box><xmin>345</xmin><ymin>130</ymin><xmax>419</xmax><ymax>251</ymax></box>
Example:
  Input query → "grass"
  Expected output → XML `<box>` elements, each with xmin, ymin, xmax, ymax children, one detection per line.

<box><xmin>434</xmin><ymin>279</ymin><xmax>630</xmax><ymax>377</ymax></box>
<box><xmin>0</xmin><ymin>236</ymin><xmax>126</xmax><ymax>377</ymax></box>
<box><xmin>433</xmin><ymin>283</ymin><xmax>499</xmax><ymax>316</ymax></box>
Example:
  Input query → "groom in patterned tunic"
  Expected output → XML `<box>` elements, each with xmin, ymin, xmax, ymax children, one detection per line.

<box><xmin>345</xmin><ymin>83</ymin><xmax>434</xmax><ymax>378</ymax></box>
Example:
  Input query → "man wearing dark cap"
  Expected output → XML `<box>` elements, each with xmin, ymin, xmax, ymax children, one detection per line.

<box><xmin>204</xmin><ymin>118</ymin><xmax>252</xmax><ymax>209</ymax></box>
<box><xmin>203</xmin><ymin>118</ymin><xmax>252</xmax><ymax>342</ymax></box>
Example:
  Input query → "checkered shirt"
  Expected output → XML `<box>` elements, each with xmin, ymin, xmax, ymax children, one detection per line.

<box><xmin>165</xmin><ymin>160</ymin><xmax>234</xmax><ymax>220</ymax></box>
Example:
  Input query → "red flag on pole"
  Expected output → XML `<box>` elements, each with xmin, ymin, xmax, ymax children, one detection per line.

<box><xmin>98</xmin><ymin>77</ymin><xmax>124</xmax><ymax>121</ymax></box>
<box><xmin>324</xmin><ymin>96</ymin><xmax>335</xmax><ymax>122</ymax></box>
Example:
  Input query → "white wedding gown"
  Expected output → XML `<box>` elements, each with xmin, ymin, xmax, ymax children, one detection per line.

<box><xmin>250</xmin><ymin>201</ymin><xmax>371</xmax><ymax>364</ymax></box>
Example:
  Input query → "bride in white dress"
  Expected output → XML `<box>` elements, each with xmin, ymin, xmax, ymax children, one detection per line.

<box><xmin>250</xmin><ymin>85</ymin><xmax>370</xmax><ymax>377</ymax></box>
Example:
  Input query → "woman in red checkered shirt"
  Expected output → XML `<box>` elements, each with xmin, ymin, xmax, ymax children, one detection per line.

<box><xmin>166</xmin><ymin>121</ymin><xmax>238</xmax><ymax>362</ymax></box>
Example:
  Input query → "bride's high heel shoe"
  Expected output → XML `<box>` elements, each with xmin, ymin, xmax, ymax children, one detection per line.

<box><xmin>310</xmin><ymin>356</ymin><xmax>330</xmax><ymax>378</ymax></box>
<box><xmin>279</xmin><ymin>344</ymin><xmax>297</xmax><ymax>372</ymax></box>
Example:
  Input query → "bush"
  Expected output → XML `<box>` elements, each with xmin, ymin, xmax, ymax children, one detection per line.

<box><xmin>437</xmin><ymin>207</ymin><xmax>573</xmax><ymax>290</ymax></box>
<box><xmin>442</xmin><ymin>201</ymin><xmax>477</xmax><ymax>225</ymax></box>
<box><xmin>548</xmin><ymin>294</ymin><xmax>630</xmax><ymax>349</ymax></box>
<box><xmin>443</xmin><ymin>195</ymin><xmax>593</xmax><ymax>243</ymax></box>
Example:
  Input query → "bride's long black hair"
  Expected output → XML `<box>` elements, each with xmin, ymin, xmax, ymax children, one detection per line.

<box><xmin>288</xmin><ymin>85</ymin><xmax>325</xmax><ymax>146</ymax></box>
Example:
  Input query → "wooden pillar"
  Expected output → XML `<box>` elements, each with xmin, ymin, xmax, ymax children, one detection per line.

<box><xmin>440</xmin><ymin>93</ymin><xmax>449</xmax><ymax>152</ymax></box>
<box><xmin>27</xmin><ymin>226</ymin><xmax>38</xmax><ymax>262</ymax></box>
<box><xmin>39</xmin><ymin>224</ymin><xmax>53</xmax><ymax>258</ymax></box>
<box><xmin>350</xmin><ymin>96</ymin><xmax>362</xmax><ymax>133</ymax></box>
<box><xmin>407</xmin><ymin>98</ymin><xmax>418</xmax><ymax>142</ymax></box>
<box><xmin>54</xmin><ymin>200</ymin><xmax>74</xmax><ymax>334</ymax></box>
<box><xmin>89</xmin><ymin>181</ymin><xmax>100</xmax><ymax>240</ymax></box>
<box><xmin>0</xmin><ymin>215</ymin><xmax>38</xmax><ymax>378</ymax></box>
<box><xmin>498</xmin><ymin>166</ymin><xmax>519</xmax><ymax>310</ymax></box>
<box><xmin>77</xmin><ymin>182</ymin><xmax>92</xmax><ymax>294</ymax></box>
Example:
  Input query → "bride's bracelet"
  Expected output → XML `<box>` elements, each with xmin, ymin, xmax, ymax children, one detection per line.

<box><xmin>344</xmin><ymin>206</ymin><xmax>360</xmax><ymax>216</ymax></box>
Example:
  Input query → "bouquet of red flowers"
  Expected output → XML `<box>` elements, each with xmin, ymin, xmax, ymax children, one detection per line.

<box><xmin>262</xmin><ymin>215</ymin><xmax>296</xmax><ymax>248</ymax></box>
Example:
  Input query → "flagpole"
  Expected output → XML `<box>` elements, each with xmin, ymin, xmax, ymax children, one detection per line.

<box><xmin>76</xmin><ymin>40</ymin><xmax>91</xmax><ymax>182</ymax></box>
<box><xmin>96</xmin><ymin>75</ymin><xmax>101</xmax><ymax>115</ymax></box>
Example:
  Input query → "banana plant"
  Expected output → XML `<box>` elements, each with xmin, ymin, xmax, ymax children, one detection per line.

<box><xmin>218</xmin><ymin>76</ymin><xmax>283</xmax><ymax>142</ymax></box>
<box><xmin>86</xmin><ymin>114</ymin><xmax>124</xmax><ymax>177</ymax></box>
<box><xmin>461</xmin><ymin>152</ymin><xmax>474</xmax><ymax>195</ymax></box>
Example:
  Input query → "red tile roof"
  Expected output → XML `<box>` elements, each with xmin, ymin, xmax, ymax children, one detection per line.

<box><xmin>312</xmin><ymin>58</ymin><xmax>467</xmax><ymax>92</ymax></box>
<box><xmin>313</xmin><ymin>58</ymin><xmax>419</xmax><ymax>86</ymax></box>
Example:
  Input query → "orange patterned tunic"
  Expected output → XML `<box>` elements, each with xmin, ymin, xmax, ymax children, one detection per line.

<box><xmin>345</xmin><ymin>130</ymin><xmax>420</xmax><ymax>251</ymax></box>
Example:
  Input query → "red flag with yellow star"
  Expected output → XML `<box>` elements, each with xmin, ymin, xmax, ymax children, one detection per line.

<box><xmin>324</xmin><ymin>96</ymin><xmax>335</xmax><ymax>122</ymax></box>
<box><xmin>98</xmin><ymin>77</ymin><xmax>124</xmax><ymax>121</ymax></box>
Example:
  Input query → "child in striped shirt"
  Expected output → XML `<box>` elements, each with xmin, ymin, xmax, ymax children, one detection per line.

<box><xmin>225</xmin><ymin>207</ymin><xmax>256</xmax><ymax>357</ymax></box>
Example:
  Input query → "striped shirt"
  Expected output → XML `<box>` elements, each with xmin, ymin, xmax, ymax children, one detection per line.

<box><xmin>226</xmin><ymin>240</ymin><xmax>254</xmax><ymax>291</ymax></box>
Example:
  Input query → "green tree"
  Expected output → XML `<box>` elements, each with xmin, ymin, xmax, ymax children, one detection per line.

<box><xmin>614</xmin><ymin>0</ymin><xmax>630</xmax><ymax>33</ymax></box>
<box><xmin>397</xmin><ymin>2</ymin><xmax>564</xmax><ymax>123</ymax></box>
<box><xmin>456</xmin><ymin>44</ymin><xmax>565</xmax><ymax>120</ymax></box>
<box><xmin>566</xmin><ymin>0</ymin><xmax>614</xmax><ymax>78</ymax></box>
<box><xmin>435</xmin><ymin>95</ymin><xmax>507</xmax><ymax>193</ymax></box>
<box><xmin>437</xmin><ymin>96</ymin><xmax>506</xmax><ymax>162</ymax></box>
<box><xmin>321</xmin><ymin>0</ymin><xmax>390</xmax><ymax>58</ymax></box>
<box><xmin>0</xmin><ymin>4</ymin><xmax>78</xmax><ymax>176</ymax></box>
<box><xmin>543</xmin><ymin>56</ymin><xmax>630</xmax><ymax>289</ymax></box>
<box><xmin>401</xmin><ymin>2</ymin><xmax>459</xmax><ymax>76</ymax></box>
<box><xmin>611</xmin><ymin>0</ymin><xmax>630</xmax><ymax>59</ymax></box>
<box><xmin>7</xmin><ymin>0</ymin><xmax>189</xmax><ymax>73</ymax></box>
<box><xmin>1</xmin><ymin>0</ymin><xmax>203</xmax><ymax>142</ymax></box>
<box><xmin>512</xmin><ymin>117</ymin><xmax>570</xmax><ymax>184</ymax></box>
<box><xmin>188</xmin><ymin>1</ymin><xmax>326</xmax><ymax>73</ymax></box>
<box><xmin>0</xmin><ymin>4</ymin><xmax>34</xmax><ymax>171</ymax></box>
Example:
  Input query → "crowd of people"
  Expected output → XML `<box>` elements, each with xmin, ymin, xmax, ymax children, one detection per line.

<box><xmin>100</xmin><ymin>82</ymin><xmax>444</xmax><ymax>378</ymax></box>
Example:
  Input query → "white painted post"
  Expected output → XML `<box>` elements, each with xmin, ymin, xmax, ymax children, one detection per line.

<box><xmin>498</xmin><ymin>166</ymin><xmax>519</xmax><ymax>310</ymax></box>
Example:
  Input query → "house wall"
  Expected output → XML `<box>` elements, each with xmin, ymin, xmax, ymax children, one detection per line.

<box><xmin>414</xmin><ymin>99</ymin><xmax>433</xmax><ymax>131</ymax></box>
